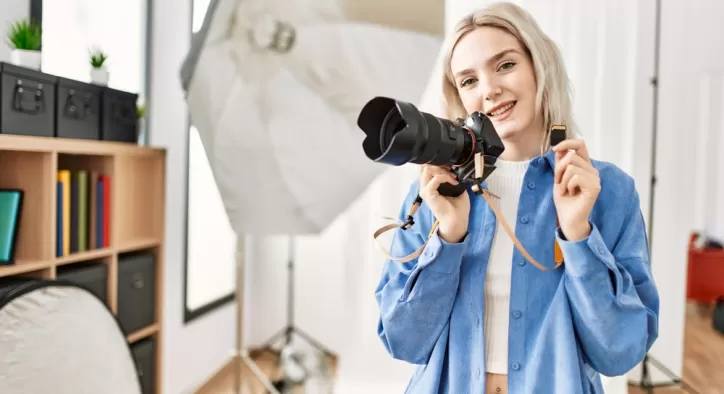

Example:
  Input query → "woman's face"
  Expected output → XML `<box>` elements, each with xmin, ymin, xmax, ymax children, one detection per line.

<box><xmin>450</xmin><ymin>26</ymin><xmax>540</xmax><ymax>143</ymax></box>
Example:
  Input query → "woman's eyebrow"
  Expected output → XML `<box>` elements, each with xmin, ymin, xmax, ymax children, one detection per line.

<box><xmin>453</xmin><ymin>48</ymin><xmax>520</xmax><ymax>80</ymax></box>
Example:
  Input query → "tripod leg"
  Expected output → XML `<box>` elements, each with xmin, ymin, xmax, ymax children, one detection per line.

<box><xmin>293</xmin><ymin>327</ymin><xmax>333</xmax><ymax>355</ymax></box>
<box><xmin>262</xmin><ymin>326</ymin><xmax>289</xmax><ymax>349</ymax></box>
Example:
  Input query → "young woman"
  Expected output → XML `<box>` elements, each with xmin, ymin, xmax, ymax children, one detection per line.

<box><xmin>374</xmin><ymin>3</ymin><xmax>660</xmax><ymax>393</ymax></box>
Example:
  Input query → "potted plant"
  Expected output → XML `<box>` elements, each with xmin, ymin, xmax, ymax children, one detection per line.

<box><xmin>89</xmin><ymin>47</ymin><xmax>109</xmax><ymax>85</ymax></box>
<box><xmin>137</xmin><ymin>100</ymin><xmax>147</xmax><ymax>144</ymax></box>
<box><xmin>6</xmin><ymin>18</ymin><xmax>42</xmax><ymax>70</ymax></box>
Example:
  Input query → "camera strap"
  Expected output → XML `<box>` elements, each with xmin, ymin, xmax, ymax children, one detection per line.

<box><xmin>480</xmin><ymin>190</ymin><xmax>563</xmax><ymax>271</ymax></box>
<box><xmin>373</xmin><ymin>190</ymin><xmax>564</xmax><ymax>270</ymax></box>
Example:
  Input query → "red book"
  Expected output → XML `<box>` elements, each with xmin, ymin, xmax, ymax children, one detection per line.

<box><xmin>101</xmin><ymin>175</ymin><xmax>111</xmax><ymax>247</ymax></box>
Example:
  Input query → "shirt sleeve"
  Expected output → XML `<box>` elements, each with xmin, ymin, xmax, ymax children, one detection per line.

<box><xmin>375</xmin><ymin>181</ymin><xmax>469</xmax><ymax>365</ymax></box>
<box><xmin>556</xmin><ymin>183</ymin><xmax>660</xmax><ymax>376</ymax></box>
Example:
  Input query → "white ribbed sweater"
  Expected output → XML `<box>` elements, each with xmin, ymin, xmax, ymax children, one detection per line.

<box><xmin>483</xmin><ymin>158</ymin><xmax>530</xmax><ymax>374</ymax></box>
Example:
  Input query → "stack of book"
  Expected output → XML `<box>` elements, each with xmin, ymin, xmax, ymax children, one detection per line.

<box><xmin>56</xmin><ymin>170</ymin><xmax>111</xmax><ymax>257</ymax></box>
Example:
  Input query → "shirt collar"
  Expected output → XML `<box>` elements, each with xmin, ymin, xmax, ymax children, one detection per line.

<box><xmin>541</xmin><ymin>149</ymin><xmax>556</xmax><ymax>170</ymax></box>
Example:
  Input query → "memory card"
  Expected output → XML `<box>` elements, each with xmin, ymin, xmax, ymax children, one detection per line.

<box><xmin>550</xmin><ymin>125</ymin><xmax>567</xmax><ymax>147</ymax></box>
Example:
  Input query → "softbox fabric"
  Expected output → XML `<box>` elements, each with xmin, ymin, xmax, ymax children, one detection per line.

<box><xmin>181</xmin><ymin>0</ymin><xmax>443</xmax><ymax>235</ymax></box>
<box><xmin>0</xmin><ymin>280</ymin><xmax>141</xmax><ymax>394</ymax></box>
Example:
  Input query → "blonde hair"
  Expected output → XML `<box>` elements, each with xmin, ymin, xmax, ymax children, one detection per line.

<box><xmin>441</xmin><ymin>2</ymin><xmax>576</xmax><ymax>152</ymax></box>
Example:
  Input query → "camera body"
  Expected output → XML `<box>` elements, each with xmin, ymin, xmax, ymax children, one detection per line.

<box><xmin>357</xmin><ymin>96</ymin><xmax>505</xmax><ymax>197</ymax></box>
<box><xmin>439</xmin><ymin>112</ymin><xmax>505</xmax><ymax>196</ymax></box>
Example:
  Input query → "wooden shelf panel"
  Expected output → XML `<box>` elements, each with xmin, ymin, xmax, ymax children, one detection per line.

<box><xmin>117</xmin><ymin>238</ymin><xmax>161</xmax><ymax>253</ymax></box>
<box><xmin>56</xmin><ymin>248</ymin><xmax>114</xmax><ymax>266</ymax></box>
<box><xmin>127</xmin><ymin>323</ymin><xmax>159</xmax><ymax>344</ymax></box>
<box><xmin>0</xmin><ymin>134</ymin><xmax>164</xmax><ymax>157</ymax></box>
<box><xmin>0</xmin><ymin>260</ymin><xmax>53</xmax><ymax>278</ymax></box>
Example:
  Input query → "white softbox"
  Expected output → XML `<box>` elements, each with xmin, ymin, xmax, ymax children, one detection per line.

<box><xmin>180</xmin><ymin>0</ymin><xmax>443</xmax><ymax>234</ymax></box>
<box><xmin>0</xmin><ymin>280</ymin><xmax>141</xmax><ymax>394</ymax></box>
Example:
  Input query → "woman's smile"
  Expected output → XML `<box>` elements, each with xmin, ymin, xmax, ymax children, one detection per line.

<box><xmin>487</xmin><ymin>100</ymin><xmax>517</xmax><ymax>121</ymax></box>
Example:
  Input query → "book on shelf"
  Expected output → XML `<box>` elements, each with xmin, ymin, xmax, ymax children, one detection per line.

<box><xmin>56</xmin><ymin>170</ymin><xmax>111</xmax><ymax>257</ymax></box>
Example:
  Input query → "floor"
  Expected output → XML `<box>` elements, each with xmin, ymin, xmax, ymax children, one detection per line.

<box><xmin>205</xmin><ymin>302</ymin><xmax>724</xmax><ymax>394</ymax></box>
<box><xmin>202</xmin><ymin>347</ymin><xmax>338</xmax><ymax>394</ymax></box>
<box><xmin>628</xmin><ymin>302</ymin><xmax>724</xmax><ymax>394</ymax></box>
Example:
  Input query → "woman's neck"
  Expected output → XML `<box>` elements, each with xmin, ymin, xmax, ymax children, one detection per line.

<box><xmin>498</xmin><ymin>128</ymin><xmax>546</xmax><ymax>161</ymax></box>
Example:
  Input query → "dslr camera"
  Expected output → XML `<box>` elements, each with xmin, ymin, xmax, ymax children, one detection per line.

<box><xmin>356</xmin><ymin>96</ymin><xmax>505</xmax><ymax>197</ymax></box>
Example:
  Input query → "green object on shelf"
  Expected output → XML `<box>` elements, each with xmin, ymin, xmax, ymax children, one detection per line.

<box><xmin>0</xmin><ymin>190</ymin><xmax>22</xmax><ymax>264</ymax></box>
<box><xmin>78</xmin><ymin>171</ymin><xmax>88</xmax><ymax>252</ymax></box>
<box><xmin>6</xmin><ymin>18</ymin><xmax>41</xmax><ymax>51</ymax></box>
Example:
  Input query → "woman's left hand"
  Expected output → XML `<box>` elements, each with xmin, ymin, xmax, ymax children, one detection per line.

<box><xmin>552</xmin><ymin>139</ymin><xmax>601</xmax><ymax>241</ymax></box>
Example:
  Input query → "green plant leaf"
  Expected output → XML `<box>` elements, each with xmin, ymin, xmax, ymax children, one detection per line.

<box><xmin>6</xmin><ymin>18</ymin><xmax>42</xmax><ymax>51</ymax></box>
<box><xmin>88</xmin><ymin>47</ymin><xmax>108</xmax><ymax>68</ymax></box>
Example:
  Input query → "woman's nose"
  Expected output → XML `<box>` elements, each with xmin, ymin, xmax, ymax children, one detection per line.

<box><xmin>479</xmin><ymin>78</ymin><xmax>502</xmax><ymax>101</ymax></box>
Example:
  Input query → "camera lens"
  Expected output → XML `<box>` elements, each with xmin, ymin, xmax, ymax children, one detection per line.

<box><xmin>357</xmin><ymin>96</ymin><xmax>474</xmax><ymax>167</ymax></box>
<box><xmin>379</xmin><ymin>109</ymin><xmax>406</xmax><ymax>154</ymax></box>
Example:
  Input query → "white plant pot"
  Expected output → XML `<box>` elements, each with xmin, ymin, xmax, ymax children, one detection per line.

<box><xmin>10</xmin><ymin>49</ymin><xmax>41</xmax><ymax>70</ymax></box>
<box><xmin>90</xmin><ymin>68</ymin><xmax>109</xmax><ymax>86</ymax></box>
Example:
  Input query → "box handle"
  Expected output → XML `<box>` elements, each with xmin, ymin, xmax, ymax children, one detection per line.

<box><xmin>111</xmin><ymin>101</ymin><xmax>137</xmax><ymax>126</ymax></box>
<box><xmin>63</xmin><ymin>89</ymin><xmax>93</xmax><ymax>120</ymax></box>
<box><xmin>132</xmin><ymin>273</ymin><xmax>145</xmax><ymax>289</ymax></box>
<box><xmin>12</xmin><ymin>79</ymin><xmax>45</xmax><ymax>115</ymax></box>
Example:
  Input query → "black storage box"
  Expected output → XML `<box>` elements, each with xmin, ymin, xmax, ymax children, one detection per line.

<box><xmin>56</xmin><ymin>261</ymin><xmax>108</xmax><ymax>304</ymax></box>
<box><xmin>131</xmin><ymin>337</ymin><xmax>156</xmax><ymax>394</ymax></box>
<box><xmin>0</xmin><ymin>62</ymin><xmax>57</xmax><ymax>137</ymax></box>
<box><xmin>117</xmin><ymin>251</ymin><xmax>155</xmax><ymax>334</ymax></box>
<box><xmin>100</xmin><ymin>87</ymin><xmax>138</xmax><ymax>143</ymax></box>
<box><xmin>55</xmin><ymin>77</ymin><xmax>102</xmax><ymax>140</ymax></box>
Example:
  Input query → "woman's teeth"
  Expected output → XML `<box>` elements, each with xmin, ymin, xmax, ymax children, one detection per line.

<box><xmin>490</xmin><ymin>102</ymin><xmax>515</xmax><ymax>117</ymax></box>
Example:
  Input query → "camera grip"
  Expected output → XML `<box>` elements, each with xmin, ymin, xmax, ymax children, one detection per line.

<box><xmin>437</xmin><ymin>182</ymin><xmax>467</xmax><ymax>197</ymax></box>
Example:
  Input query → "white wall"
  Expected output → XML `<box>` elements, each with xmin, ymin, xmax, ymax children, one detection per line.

<box><xmin>40</xmin><ymin>0</ymin><xmax>148</xmax><ymax>99</ymax></box>
<box><xmin>0</xmin><ymin>0</ymin><xmax>30</xmax><ymax>62</ymax></box>
<box><xmin>643</xmin><ymin>0</ymin><xmax>724</xmax><ymax>385</ymax></box>
<box><xmin>147</xmin><ymin>0</ymin><xmax>237</xmax><ymax>393</ymax></box>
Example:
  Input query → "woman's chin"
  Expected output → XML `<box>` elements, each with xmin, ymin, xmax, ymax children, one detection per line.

<box><xmin>495</xmin><ymin>126</ymin><xmax>521</xmax><ymax>141</ymax></box>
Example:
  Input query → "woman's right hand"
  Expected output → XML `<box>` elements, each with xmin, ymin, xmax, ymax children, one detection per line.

<box><xmin>419</xmin><ymin>165</ymin><xmax>470</xmax><ymax>243</ymax></box>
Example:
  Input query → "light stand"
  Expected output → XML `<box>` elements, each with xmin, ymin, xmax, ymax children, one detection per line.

<box><xmin>633</xmin><ymin>0</ymin><xmax>695</xmax><ymax>392</ymax></box>
<box><xmin>253</xmin><ymin>236</ymin><xmax>334</xmax><ymax>392</ymax></box>
<box><xmin>261</xmin><ymin>236</ymin><xmax>334</xmax><ymax>354</ymax></box>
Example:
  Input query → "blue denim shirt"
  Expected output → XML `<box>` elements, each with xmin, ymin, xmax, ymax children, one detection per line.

<box><xmin>375</xmin><ymin>150</ymin><xmax>659</xmax><ymax>394</ymax></box>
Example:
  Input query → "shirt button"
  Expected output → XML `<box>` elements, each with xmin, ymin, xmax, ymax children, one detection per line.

<box><xmin>520</xmin><ymin>216</ymin><xmax>529</xmax><ymax>224</ymax></box>
<box><xmin>512</xmin><ymin>362</ymin><xmax>520</xmax><ymax>371</ymax></box>
<box><xmin>527</xmin><ymin>182</ymin><xmax>536</xmax><ymax>189</ymax></box>
<box><xmin>512</xmin><ymin>310</ymin><xmax>522</xmax><ymax>319</ymax></box>
<box><xmin>598</xmin><ymin>246</ymin><xmax>606</xmax><ymax>254</ymax></box>
<box><xmin>518</xmin><ymin>259</ymin><xmax>527</xmax><ymax>266</ymax></box>
<box><xmin>425</xmin><ymin>249</ymin><xmax>433</xmax><ymax>257</ymax></box>
<box><xmin>477</xmin><ymin>368</ymin><xmax>481</xmax><ymax>378</ymax></box>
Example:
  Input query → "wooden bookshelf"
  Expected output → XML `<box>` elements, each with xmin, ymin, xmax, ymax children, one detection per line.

<box><xmin>0</xmin><ymin>133</ymin><xmax>166</xmax><ymax>394</ymax></box>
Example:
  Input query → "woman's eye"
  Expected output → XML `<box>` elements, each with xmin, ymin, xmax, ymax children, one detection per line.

<box><xmin>460</xmin><ymin>78</ymin><xmax>476</xmax><ymax>87</ymax></box>
<box><xmin>498</xmin><ymin>61</ymin><xmax>516</xmax><ymax>71</ymax></box>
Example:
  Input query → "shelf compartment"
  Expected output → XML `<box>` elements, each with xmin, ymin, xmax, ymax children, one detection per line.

<box><xmin>58</xmin><ymin>153</ymin><xmax>113</xmax><ymax>176</ymax></box>
<box><xmin>56</xmin><ymin>258</ymin><xmax>110</xmax><ymax>307</ymax></box>
<box><xmin>56</xmin><ymin>153</ymin><xmax>114</xmax><ymax>256</ymax></box>
<box><xmin>117</xmin><ymin>247</ymin><xmax>158</xmax><ymax>335</ymax></box>
<box><xmin>0</xmin><ymin>150</ymin><xmax>54</xmax><ymax>262</ymax></box>
<box><xmin>113</xmin><ymin>155</ymin><xmax>164</xmax><ymax>246</ymax></box>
